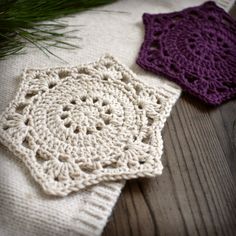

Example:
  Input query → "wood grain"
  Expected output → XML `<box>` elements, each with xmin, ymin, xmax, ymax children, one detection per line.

<box><xmin>103</xmin><ymin>6</ymin><xmax>236</xmax><ymax>236</ymax></box>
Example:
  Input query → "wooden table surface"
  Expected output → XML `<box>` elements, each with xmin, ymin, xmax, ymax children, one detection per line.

<box><xmin>103</xmin><ymin>5</ymin><xmax>236</xmax><ymax>236</ymax></box>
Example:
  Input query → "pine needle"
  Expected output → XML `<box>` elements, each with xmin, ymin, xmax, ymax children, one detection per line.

<box><xmin>0</xmin><ymin>0</ymin><xmax>116</xmax><ymax>59</ymax></box>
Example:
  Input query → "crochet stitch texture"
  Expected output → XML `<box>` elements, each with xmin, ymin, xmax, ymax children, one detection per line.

<box><xmin>137</xmin><ymin>1</ymin><xmax>236</xmax><ymax>105</ymax></box>
<box><xmin>0</xmin><ymin>55</ymin><xmax>177</xmax><ymax>196</ymax></box>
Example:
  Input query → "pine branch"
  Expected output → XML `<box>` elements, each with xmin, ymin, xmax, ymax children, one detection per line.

<box><xmin>0</xmin><ymin>0</ymin><xmax>116</xmax><ymax>59</ymax></box>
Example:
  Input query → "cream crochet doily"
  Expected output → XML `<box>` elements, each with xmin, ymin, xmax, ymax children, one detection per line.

<box><xmin>0</xmin><ymin>55</ymin><xmax>178</xmax><ymax>196</ymax></box>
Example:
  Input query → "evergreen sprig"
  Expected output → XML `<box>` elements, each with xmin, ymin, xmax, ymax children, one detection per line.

<box><xmin>0</xmin><ymin>0</ymin><xmax>116</xmax><ymax>59</ymax></box>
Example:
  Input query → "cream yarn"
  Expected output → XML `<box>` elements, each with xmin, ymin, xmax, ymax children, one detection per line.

<box><xmin>0</xmin><ymin>55</ymin><xmax>178</xmax><ymax>196</ymax></box>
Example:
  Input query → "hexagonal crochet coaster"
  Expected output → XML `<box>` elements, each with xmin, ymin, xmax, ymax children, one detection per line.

<box><xmin>0</xmin><ymin>55</ymin><xmax>177</xmax><ymax>196</ymax></box>
<box><xmin>137</xmin><ymin>1</ymin><xmax>236</xmax><ymax>105</ymax></box>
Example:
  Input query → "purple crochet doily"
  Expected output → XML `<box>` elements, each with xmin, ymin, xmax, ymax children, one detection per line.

<box><xmin>137</xmin><ymin>1</ymin><xmax>236</xmax><ymax>105</ymax></box>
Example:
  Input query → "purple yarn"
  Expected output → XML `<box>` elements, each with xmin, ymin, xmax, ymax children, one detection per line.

<box><xmin>136</xmin><ymin>1</ymin><xmax>236</xmax><ymax>105</ymax></box>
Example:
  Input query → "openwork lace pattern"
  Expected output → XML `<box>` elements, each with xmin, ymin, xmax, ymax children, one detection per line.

<box><xmin>0</xmin><ymin>55</ymin><xmax>177</xmax><ymax>196</ymax></box>
<box><xmin>137</xmin><ymin>1</ymin><xmax>236</xmax><ymax>105</ymax></box>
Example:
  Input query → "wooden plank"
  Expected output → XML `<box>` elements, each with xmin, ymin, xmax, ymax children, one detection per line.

<box><xmin>103</xmin><ymin>94</ymin><xmax>236</xmax><ymax>236</ymax></box>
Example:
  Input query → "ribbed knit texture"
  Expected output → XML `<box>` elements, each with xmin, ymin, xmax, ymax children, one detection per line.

<box><xmin>0</xmin><ymin>0</ymin><xmax>234</xmax><ymax>235</ymax></box>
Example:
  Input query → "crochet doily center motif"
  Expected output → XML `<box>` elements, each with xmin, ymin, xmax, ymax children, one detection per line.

<box><xmin>34</xmin><ymin>78</ymin><xmax>137</xmax><ymax>149</ymax></box>
<box><xmin>0</xmin><ymin>55</ymin><xmax>176</xmax><ymax>196</ymax></box>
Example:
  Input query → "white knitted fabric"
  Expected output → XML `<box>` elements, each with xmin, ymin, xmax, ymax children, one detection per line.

<box><xmin>0</xmin><ymin>55</ymin><xmax>178</xmax><ymax>196</ymax></box>
<box><xmin>0</xmin><ymin>0</ymin><xmax>234</xmax><ymax>235</ymax></box>
<box><xmin>216</xmin><ymin>0</ymin><xmax>235</xmax><ymax>10</ymax></box>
